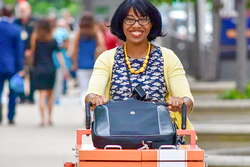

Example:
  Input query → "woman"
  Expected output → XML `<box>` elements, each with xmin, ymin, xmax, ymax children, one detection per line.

<box><xmin>85</xmin><ymin>0</ymin><xmax>194</xmax><ymax>131</ymax></box>
<box><xmin>72</xmin><ymin>13</ymin><xmax>105</xmax><ymax>106</ymax></box>
<box><xmin>29</xmin><ymin>19</ymin><xmax>68</xmax><ymax>126</ymax></box>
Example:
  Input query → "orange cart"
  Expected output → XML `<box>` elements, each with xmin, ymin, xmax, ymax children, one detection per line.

<box><xmin>64</xmin><ymin>128</ymin><xmax>207</xmax><ymax>167</ymax></box>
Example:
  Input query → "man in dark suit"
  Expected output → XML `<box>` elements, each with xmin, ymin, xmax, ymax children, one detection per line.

<box><xmin>0</xmin><ymin>4</ymin><xmax>24</xmax><ymax>125</ymax></box>
<box><xmin>14</xmin><ymin>1</ymin><xmax>37</xmax><ymax>104</ymax></box>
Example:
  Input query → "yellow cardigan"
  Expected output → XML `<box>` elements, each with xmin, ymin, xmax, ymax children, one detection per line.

<box><xmin>86</xmin><ymin>46</ymin><xmax>194</xmax><ymax>130</ymax></box>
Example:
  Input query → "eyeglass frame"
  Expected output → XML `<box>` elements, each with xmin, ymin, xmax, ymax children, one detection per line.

<box><xmin>123</xmin><ymin>18</ymin><xmax>151</xmax><ymax>26</ymax></box>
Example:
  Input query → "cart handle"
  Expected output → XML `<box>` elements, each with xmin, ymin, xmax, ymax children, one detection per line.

<box><xmin>85</xmin><ymin>102</ymin><xmax>92</xmax><ymax>129</ymax></box>
<box><xmin>154</xmin><ymin>102</ymin><xmax>187</xmax><ymax>130</ymax></box>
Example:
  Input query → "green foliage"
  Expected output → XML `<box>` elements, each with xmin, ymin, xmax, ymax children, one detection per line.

<box><xmin>96</xmin><ymin>7</ymin><xmax>109</xmax><ymax>15</ymax></box>
<box><xmin>66</xmin><ymin>2</ymin><xmax>80</xmax><ymax>17</ymax></box>
<box><xmin>3</xmin><ymin>0</ymin><xmax>80</xmax><ymax>17</ymax></box>
<box><xmin>219</xmin><ymin>89</ymin><xmax>244</xmax><ymax>99</ymax></box>
<box><xmin>64</xmin><ymin>0</ymin><xmax>71</xmax><ymax>7</ymax></box>
<box><xmin>247</xmin><ymin>0</ymin><xmax>250</xmax><ymax>9</ymax></box>
<box><xmin>245</xmin><ymin>82</ymin><xmax>250</xmax><ymax>98</ymax></box>
<box><xmin>3</xmin><ymin>0</ymin><xmax>16</xmax><ymax>5</ymax></box>
<box><xmin>32</xmin><ymin>1</ymin><xmax>54</xmax><ymax>16</ymax></box>
<box><xmin>219</xmin><ymin>82</ymin><xmax>250</xmax><ymax>99</ymax></box>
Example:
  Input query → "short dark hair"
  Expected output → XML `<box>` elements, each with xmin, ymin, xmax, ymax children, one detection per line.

<box><xmin>1</xmin><ymin>4</ymin><xmax>14</xmax><ymax>17</ymax></box>
<box><xmin>110</xmin><ymin>0</ymin><xmax>165</xmax><ymax>42</ymax></box>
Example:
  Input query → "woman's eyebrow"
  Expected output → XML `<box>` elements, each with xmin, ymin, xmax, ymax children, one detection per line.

<box><xmin>126</xmin><ymin>14</ymin><xmax>134</xmax><ymax>17</ymax></box>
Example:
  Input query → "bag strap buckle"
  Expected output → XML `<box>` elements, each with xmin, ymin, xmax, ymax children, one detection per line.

<box><xmin>138</xmin><ymin>140</ymin><xmax>149</xmax><ymax>150</ymax></box>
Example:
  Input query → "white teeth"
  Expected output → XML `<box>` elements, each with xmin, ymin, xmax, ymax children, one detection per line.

<box><xmin>131</xmin><ymin>31</ymin><xmax>142</xmax><ymax>36</ymax></box>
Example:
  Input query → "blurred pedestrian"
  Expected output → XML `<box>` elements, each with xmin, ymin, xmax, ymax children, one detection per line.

<box><xmin>0</xmin><ymin>4</ymin><xmax>24</xmax><ymax>125</ymax></box>
<box><xmin>14</xmin><ymin>1</ymin><xmax>37</xmax><ymax>104</ymax></box>
<box><xmin>100</xmin><ymin>18</ymin><xmax>124</xmax><ymax>50</ymax></box>
<box><xmin>72</xmin><ymin>13</ymin><xmax>105</xmax><ymax>106</ymax></box>
<box><xmin>61</xmin><ymin>9</ymin><xmax>77</xmax><ymax>34</ymax></box>
<box><xmin>52</xmin><ymin>18</ymin><xmax>72</xmax><ymax>104</ymax></box>
<box><xmin>48</xmin><ymin>12</ymin><xmax>57</xmax><ymax>32</ymax></box>
<box><xmin>28</xmin><ymin>18</ymin><xmax>68</xmax><ymax>126</ymax></box>
<box><xmin>61</xmin><ymin>9</ymin><xmax>78</xmax><ymax>89</ymax></box>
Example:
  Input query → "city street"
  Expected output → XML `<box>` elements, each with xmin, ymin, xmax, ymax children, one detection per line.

<box><xmin>0</xmin><ymin>81</ymin><xmax>91</xmax><ymax>167</ymax></box>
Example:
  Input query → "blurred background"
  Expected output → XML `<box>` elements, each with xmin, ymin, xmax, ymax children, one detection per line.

<box><xmin>1</xmin><ymin>0</ymin><xmax>250</xmax><ymax>91</ymax></box>
<box><xmin>1</xmin><ymin>0</ymin><xmax>250</xmax><ymax>167</ymax></box>
<box><xmin>1</xmin><ymin>0</ymin><xmax>250</xmax><ymax>90</ymax></box>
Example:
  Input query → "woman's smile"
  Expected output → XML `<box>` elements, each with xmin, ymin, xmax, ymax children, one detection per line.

<box><xmin>130</xmin><ymin>30</ymin><xmax>143</xmax><ymax>37</ymax></box>
<box><xmin>123</xmin><ymin>7</ymin><xmax>152</xmax><ymax>44</ymax></box>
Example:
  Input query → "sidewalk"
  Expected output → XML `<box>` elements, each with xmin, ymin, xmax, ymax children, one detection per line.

<box><xmin>0</xmin><ymin>81</ymin><xmax>91</xmax><ymax>167</ymax></box>
<box><xmin>1</xmin><ymin>78</ymin><xmax>248</xmax><ymax>167</ymax></box>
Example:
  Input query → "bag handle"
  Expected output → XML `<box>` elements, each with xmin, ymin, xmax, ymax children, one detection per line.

<box><xmin>85</xmin><ymin>99</ymin><xmax>125</xmax><ymax>129</ymax></box>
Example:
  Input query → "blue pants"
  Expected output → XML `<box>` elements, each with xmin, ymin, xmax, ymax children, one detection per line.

<box><xmin>0</xmin><ymin>73</ymin><xmax>17</xmax><ymax>121</ymax></box>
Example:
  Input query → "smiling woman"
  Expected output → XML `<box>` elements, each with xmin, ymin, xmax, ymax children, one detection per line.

<box><xmin>122</xmin><ymin>8</ymin><xmax>153</xmax><ymax>47</ymax></box>
<box><xmin>85</xmin><ymin>0</ymin><xmax>194</xmax><ymax>133</ymax></box>
<box><xmin>110</xmin><ymin>0</ymin><xmax>163</xmax><ymax>42</ymax></box>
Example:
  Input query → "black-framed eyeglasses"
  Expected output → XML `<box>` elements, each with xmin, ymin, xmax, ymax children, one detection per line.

<box><xmin>123</xmin><ymin>18</ymin><xmax>151</xmax><ymax>26</ymax></box>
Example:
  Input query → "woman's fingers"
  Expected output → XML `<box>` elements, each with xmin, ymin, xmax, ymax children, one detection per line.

<box><xmin>89</xmin><ymin>95</ymin><xmax>107</xmax><ymax>110</ymax></box>
<box><xmin>167</xmin><ymin>96</ymin><xmax>184</xmax><ymax>112</ymax></box>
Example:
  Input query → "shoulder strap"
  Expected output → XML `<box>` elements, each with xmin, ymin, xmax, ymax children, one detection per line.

<box><xmin>160</xmin><ymin>46</ymin><xmax>171</xmax><ymax>99</ymax></box>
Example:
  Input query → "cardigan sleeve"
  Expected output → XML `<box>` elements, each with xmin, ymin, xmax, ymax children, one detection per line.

<box><xmin>85</xmin><ymin>48</ymin><xmax>116</xmax><ymax>99</ymax></box>
<box><xmin>85</xmin><ymin>50</ymin><xmax>110</xmax><ymax>96</ymax></box>
<box><xmin>162</xmin><ymin>47</ymin><xmax>195</xmax><ymax>130</ymax></box>
<box><xmin>162</xmin><ymin>47</ymin><xmax>194</xmax><ymax>103</ymax></box>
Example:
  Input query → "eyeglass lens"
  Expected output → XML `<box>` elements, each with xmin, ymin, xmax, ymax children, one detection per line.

<box><xmin>124</xmin><ymin>18</ymin><xmax>150</xmax><ymax>25</ymax></box>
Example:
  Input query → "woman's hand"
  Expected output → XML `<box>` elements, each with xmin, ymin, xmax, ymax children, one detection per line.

<box><xmin>85</xmin><ymin>93</ymin><xmax>108</xmax><ymax>111</ymax></box>
<box><xmin>18</xmin><ymin>70</ymin><xmax>25</xmax><ymax>78</ymax></box>
<box><xmin>71</xmin><ymin>62</ymin><xmax>77</xmax><ymax>71</ymax></box>
<box><xmin>167</xmin><ymin>96</ymin><xmax>184</xmax><ymax>112</ymax></box>
<box><xmin>167</xmin><ymin>96</ymin><xmax>193</xmax><ymax>114</ymax></box>
<box><xmin>25</xmin><ymin>49</ymin><xmax>33</xmax><ymax>57</ymax></box>
<box><xmin>62</xmin><ymin>67</ymin><xmax>70</xmax><ymax>79</ymax></box>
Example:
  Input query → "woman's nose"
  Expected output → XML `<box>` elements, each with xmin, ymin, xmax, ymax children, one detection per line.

<box><xmin>132</xmin><ymin>20</ymin><xmax>141</xmax><ymax>27</ymax></box>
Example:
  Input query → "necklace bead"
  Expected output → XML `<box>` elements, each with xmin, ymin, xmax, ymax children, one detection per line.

<box><xmin>130</xmin><ymin>68</ymin><xmax>135</xmax><ymax>73</ymax></box>
<box><xmin>139</xmin><ymin>67</ymin><xmax>144</xmax><ymax>72</ymax></box>
<box><xmin>124</xmin><ymin>42</ymin><xmax>151</xmax><ymax>74</ymax></box>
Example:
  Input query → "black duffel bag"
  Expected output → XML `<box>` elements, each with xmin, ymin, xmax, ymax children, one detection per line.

<box><xmin>85</xmin><ymin>97</ymin><xmax>187</xmax><ymax>149</ymax></box>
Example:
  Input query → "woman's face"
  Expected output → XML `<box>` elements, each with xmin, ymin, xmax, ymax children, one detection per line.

<box><xmin>123</xmin><ymin>8</ymin><xmax>152</xmax><ymax>44</ymax></box>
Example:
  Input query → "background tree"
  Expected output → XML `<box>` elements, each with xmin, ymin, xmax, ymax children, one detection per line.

<box><xmin>152</xmin><ymin>0</ymin><xmax>249</xmax><ymax>93</ymax></box>
<box><xmin>236</xmin><ymin>0</ymin><xmax>248</xmax><ymax>93</ymax></box>
<box><xmin>150</xmin><ymin>0</ymin><xmax>203</xmax><ymax>80</ymax></box>
<box><xmin>206</xmin><ymin>0</ymin><xmax>222</xmax><ymax>81</ymax></box>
